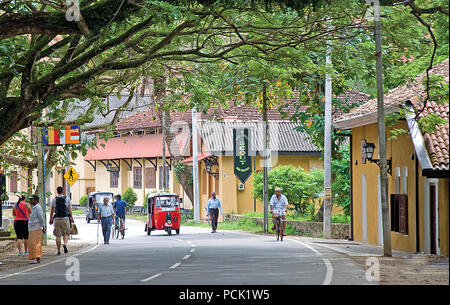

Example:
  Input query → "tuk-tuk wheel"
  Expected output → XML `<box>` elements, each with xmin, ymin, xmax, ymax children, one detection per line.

<box><xmin>167</xmin><ymin>229</ymin><xmax>172</xmax><ymax>236</ymax></box>
<box><xmin>176</xmin><ymin>229</ymin><xmax>180</xmax><ymax>235</ymax></box>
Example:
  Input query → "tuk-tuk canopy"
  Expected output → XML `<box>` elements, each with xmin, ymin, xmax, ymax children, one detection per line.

<box><xmin>147</xmin><ymin>192</ymin><xmax>178</xmax><ymax>199</ymax></box>
<box><xmin>147</xmin><ymin>192</ymin><xmax>179</xmax><ymax>209</ymax></box>
<box><xmin>89</xmin><ymin>192</ymin><xmax>114</xmax><ymax>204</ymax></box>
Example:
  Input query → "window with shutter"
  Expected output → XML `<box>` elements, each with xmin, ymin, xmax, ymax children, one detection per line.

<box><xmin>110</xmin><ymin>169</ymin><xmax>119</xmax><ymax>188</ymax></box>
<box><xmin>390</xmin><ymin>194</ymin><xmax>408</xmax><ymax>235</ymax></box>
<box><xmin>390</xmin><ymin>194</ymin><xmax>399</xmax><ymax>232</ymax></box>
<box><xmin>399</xmin><ymin>195</ymin><xmax>408</xmax><ymax>235</ymax></box>
<box><xmin>145</xmin><ymin>168</ymin><xmax>156</xmax><ymax>189</ymax></box>
<box><xmin>133</xmin><ymin>167</ymin><xmax>142</xmax><ymax>189</ymax></box>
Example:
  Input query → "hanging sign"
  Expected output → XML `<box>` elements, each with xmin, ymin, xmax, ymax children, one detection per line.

<box><xmin>233</xmin><ymin>128</ymin><xmax>252</xmax><ymax>184</ymax></box>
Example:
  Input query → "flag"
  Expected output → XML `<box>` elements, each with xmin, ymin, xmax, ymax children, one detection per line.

<box><xmin>43</xmin><ymin>125</ymin><xmax>80</xmax><ymax>145</ymax></box>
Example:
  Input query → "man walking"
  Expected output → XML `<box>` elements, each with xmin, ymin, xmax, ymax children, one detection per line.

<box><xmin>97</xmin><ymin>197</ymin><xmax>115</xmax><ymax>244</ymax></box>
<box><xmin>49</xmin><ymin>186</ymin><xmax>73</xmax><ymax>255</ymax></box>
<box><xmin>206</xmin><ymin>192</ymin><xmax>222</xmax><ymax>233</ymax></box>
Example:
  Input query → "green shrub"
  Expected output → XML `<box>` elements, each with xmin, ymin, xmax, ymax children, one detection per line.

<box><xmin>252</xmin><ymin>165</ymin><xmax>323</xmax><ymax>216</ymax></box>
<box><xmin>79</xmin><ymin>195</ymin><xmax>88</xmax><ymax>207</ymax></box>
<box><xmin>122</xmin><ymin>187</ymin><xmax>137</xmax><ymax>208</ymax></box>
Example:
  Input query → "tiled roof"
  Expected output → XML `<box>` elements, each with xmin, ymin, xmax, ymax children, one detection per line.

<box><xmin>334</xmin><ymin>59</ymin><xmax>449</xmax><ymax>125</ymax></box>
<box><xmin>417</xmin><ymin>102</ymin><xmax>449</xmax><ymax>171</ymax></box>
<box><xmin>199</xmin><ymin>121</ymin><xmax>320</xmax><ymax>153</ymax></box>
<box><xmin>116</xmin><ymin>89</ymin><xmax>368</xmax><ymax>131</ymax></box>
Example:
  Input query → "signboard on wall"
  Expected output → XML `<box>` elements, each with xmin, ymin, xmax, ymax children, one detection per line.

<box><xmin>43</xmin><ymin>125</ymin><xmax>80</xmax><ymax>145</ymax></box>
<box><xmin>233</xmin><ymin>128</ymin><xmax>252</xmax><ymax>184</ymax></box>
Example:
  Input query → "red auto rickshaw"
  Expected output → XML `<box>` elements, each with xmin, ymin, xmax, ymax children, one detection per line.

<box><xmin>145</xmin><ymin>192</ymin><xmax>181</xmax><ymax>236</ymax></box>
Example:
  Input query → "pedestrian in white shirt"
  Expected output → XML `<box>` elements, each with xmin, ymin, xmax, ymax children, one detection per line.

<box><xmin>206</xmin><ymin>192</ymin><xmax>222</xmax><ymax>233</ymax></box>
<box><xmin>97</xmin><ymin>197</ymin><xmax>115</xmax><ymax>244</ymax></box>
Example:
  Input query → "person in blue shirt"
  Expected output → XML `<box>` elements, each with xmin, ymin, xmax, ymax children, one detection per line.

<box><xmin>113</xmin><ymin>194</ymin><xmax>128</xmax><ymax>227</ymax></box>
<box><xmin>206</xmin><ymin>192</ymin><xmax>222</xmax><ymax>233</ymax></box>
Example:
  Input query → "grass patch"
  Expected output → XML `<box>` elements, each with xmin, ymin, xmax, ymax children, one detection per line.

<box><xmin>72</xmin><ymin>209</ymin><xmax>85</xmax><ymax>216</ymax></box>
<box><xmin>183</xmin><ymin>217</ymin><xmax>265</xmax><ymax>233</ymax></box>
<box><xmin>241</xmin><ymin>211</ymin><xmax>350</xmax><ymax>224</ymax></box>
<box><xmin>126</xmin><ymin>214</ymin><xmax>147</xmax><ymax>221</ymax></box>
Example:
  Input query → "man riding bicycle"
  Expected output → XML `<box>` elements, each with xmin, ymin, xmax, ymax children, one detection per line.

<box><xmin>113</xmin><ymin>194</ymin><xmax>128</xmax><ymax>233</ymax></box>
<box><xmin>270</xmin><ymin>187</ymin><xmax>288</xmax><ymax>234</ymax></box>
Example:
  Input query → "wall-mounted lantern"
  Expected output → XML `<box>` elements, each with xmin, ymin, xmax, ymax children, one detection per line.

<box><xmin>363</xmin><ymin>141</ymin><xmax>392</xmax><ymax>175</ymax></box>
<box><xmin>204</xmin><ymin>158</ymin><xmax>219</xmax><ymax>177</ymax></box>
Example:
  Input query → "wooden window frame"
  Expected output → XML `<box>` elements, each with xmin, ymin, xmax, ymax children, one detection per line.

<box><xmin>391</xmin><ymin>194</ymin><xmax>408</xmax><ymax>235</ymax></box>
<box><xmin>145</xmin><ymin>167</ymin><xmax>156</xmax><ymax>189</ymax></box>
<box><xmin>110</xmin><ymin>169</ymin><xmax>119</xmax><ymax>188</ymax></box>
<box><xmin>133</xmin><ymin>167</ymin><xmax>142</xmax><ymax>189</ymax></box>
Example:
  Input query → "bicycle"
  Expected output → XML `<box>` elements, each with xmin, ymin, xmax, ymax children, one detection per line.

<box><xmin>115</xmin><ymin>216</ymin><xmax>125</xmax><ymax>239</ymax></box>
<box><xmin>272</xmin><ymin>213</ymin><xmax>286</xmax><ymax>242</ymax></box>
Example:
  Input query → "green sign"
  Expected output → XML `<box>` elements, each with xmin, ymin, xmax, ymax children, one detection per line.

<box><xmin>233</xmin><ymin>128</ymin><xmax>252</xmax><ymax>184</ymax></box>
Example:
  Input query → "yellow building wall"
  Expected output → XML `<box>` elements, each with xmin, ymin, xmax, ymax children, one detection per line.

<box><xmin>198</xmin><ymin>154</ymin><xmax>324</xmax><ymax>220</ymax></box>
<box><xmin>351</xmin><ymin>121</ymin><xmax>449</xmax><ymax>256</ymax></box>
<box><xmin>438</xmin><ymin>178</ymin><xmax>449</xmax><ymax>256</ymax></box>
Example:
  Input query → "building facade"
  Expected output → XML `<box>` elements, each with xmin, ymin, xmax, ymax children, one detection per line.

<box><xmin>334</xmin><ymin>59</ymin><xmax>449</xmax><ymax>256</ymax></box>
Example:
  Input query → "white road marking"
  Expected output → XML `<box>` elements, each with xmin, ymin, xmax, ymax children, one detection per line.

<box><xmin>0</xmin><ymin>244</ymin><xmax>100</xmax><ymax>281</ymax></box>
<box><xmin>287</xmin><ymin>238</ymin><xmax>333</xmax><ymax>285</ymax></box>
<box><xmin>183</xmin><ymin>255</ymin><xmax>191</xmax><ymax>260</ymax></box>
<box><xmin>140</xmin><ymin>273</ymin><xmax>162</xmax><ymax>282</ymax></box>
<box><xmin>190</xmin><ymin>248</ymin><xmax>195</xmax><ymax>253</ymax></box>
<box><xmin>210</xmin><ymin>229</ymin><xmax>334</xmax><ymax>285</ymax></box>
<box><xmin>170</xmin><ymin>262</ymin><xmax>181</xmax><ymax>269</ymax></box>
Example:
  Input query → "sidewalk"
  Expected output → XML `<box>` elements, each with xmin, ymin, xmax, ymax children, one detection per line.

<box><xmin>298</xmin><ymin>237</ymin><xmax>449</xmax><ymax>285</ymax></box>
<box><xmin>0</xmin><ymin>215</ymin><xmax>90</xmax><ymax>273</ymax></box>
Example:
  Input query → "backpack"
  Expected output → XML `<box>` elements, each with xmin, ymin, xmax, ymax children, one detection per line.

<box><xmin>54</xmin><ymin>196</ymin><xmax>69</xmax><ymax>218</ymax></box>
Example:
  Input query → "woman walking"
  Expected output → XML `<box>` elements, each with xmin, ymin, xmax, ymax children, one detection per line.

<box><xmin>12</xmin><ymin>195</ymin><xmax>31</xmax><ymax>256</ymax></box>
<box><xmin>28</xmin><ymin>195</ymin><xmax>45</xmax><ymax>264</ymax></box>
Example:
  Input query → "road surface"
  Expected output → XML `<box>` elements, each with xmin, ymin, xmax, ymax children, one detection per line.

<box><xmin>0</xmin><ymin>216</ymin><xmax>376</xmax><ymax>285</ymax></box>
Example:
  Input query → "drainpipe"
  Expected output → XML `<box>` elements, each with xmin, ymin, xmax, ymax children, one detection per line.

<box><xmin>415</xmin><ymin>153</ymin><xmax>420</xmax><ymax>252</ymax></box>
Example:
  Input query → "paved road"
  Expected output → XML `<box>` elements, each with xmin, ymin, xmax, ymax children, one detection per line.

<box><xmin>0</xmin><ymin>216</ymin><xmax>376</xmax><ymax>285</ymax></box>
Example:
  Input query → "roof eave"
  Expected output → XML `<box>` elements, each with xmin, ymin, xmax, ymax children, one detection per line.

<box><xmin>333</xmin><ymin>105</ymin><xmax>400</xmax><ymax>130</ymax></box>
<box><xmin>404</xmin><ymin>102</ymin><xmax>435</xmax><ymax>173</ymax></box>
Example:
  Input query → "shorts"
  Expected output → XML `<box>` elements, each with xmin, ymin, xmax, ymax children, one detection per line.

<box><xmin>14</xmin><ymin>220</ymin><xmax>29</xmax><ymax>239</ymax></box>
<box><xmin>53</xmin><ymin>218</ymin><xmax>71</xmax><ymax>237</ymax></box>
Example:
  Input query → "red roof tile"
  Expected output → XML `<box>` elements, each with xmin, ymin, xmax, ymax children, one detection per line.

<box><xmin>417</xmin><ymin>102</ymin><xmax>449</xmax><ymax>171</ymax></box>
<box><xmin>335</xmin><ymin>59</ymin><xmax>449</xmax><ymax>123</ymax></box>
<box><xmin>84</xmin><ymin>133</ymin><xmax>188</xmax><ymax>161</ymax></box>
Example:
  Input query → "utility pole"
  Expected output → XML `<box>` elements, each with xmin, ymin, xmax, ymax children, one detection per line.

<box><xmin>37</xmin><ymin>127</ymin><xmax>47</xmax><ymax>245</ymax></box>
<box><xmin>65</xmin><ymin>151</ymin><xmax>71</xmax><ymax>200</ymax></box>
<box><xmin>262</xmin><ymin>82</ymin><xmax>269</xmax><ymax>234</ymax></box>
<box><xmin>162</xmin><ymin>110</ymin><xmax>167</xmax><ymax>191</ymax></box>
<box><xmin>373</xmin><ymin>1</ymin><xmax>392</xmax><ymax>256</ymax></box>
<box><xmin>323</xmin><ymin>42</ymin><xmax>332</xmax><ymax>239</ymax></box>
<box><xmin>192</xmin><ymin>108</ymin><xmax>200</xmax><ymax>222</ymax></box>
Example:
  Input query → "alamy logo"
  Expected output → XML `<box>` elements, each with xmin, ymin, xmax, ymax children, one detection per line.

<box><xmin>365</xmin><ymin>257</ymin><xmax>380</xmax><ymax>282</ymax></box>
<box><xmin>66</xmin><ymin>0</ymin><xmax>80</xmax><ymax>22</ymax></box>
<box><xmin>365</xmin><ymin>0</ymin><xmax>381</xmax><ymax>21</ymax></box>
<box><xmin>65</xmin><ymin>257</ymin><xmax>80</xmax><ymax>282</ymax></box>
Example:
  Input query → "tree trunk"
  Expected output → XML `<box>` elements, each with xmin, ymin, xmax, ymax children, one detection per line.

<box><xmin>152</xmin><ymin>76</ymin><xmax>194</xmax><ymax>204</ymax></box>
